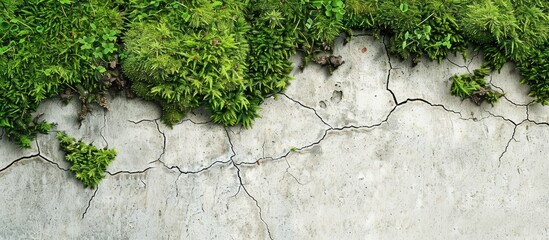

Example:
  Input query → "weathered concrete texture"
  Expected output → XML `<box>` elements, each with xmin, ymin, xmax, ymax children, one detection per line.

<box><xmin>159</xmin><ymin>120</ymin><xmax>230</xmax><ymax>172</ymax></box>
<box><xmin>287</xmin><ymin>36</ymin><xmax>396</xmax><ymax>128</ymax></box>
<box><xmin>230</xmin><ymin>96</ymin><xmax>328</xmax><ymax>164</ymax></box>
<box><xmin>0</xmin><ymin>134</ymin><xmax>38</xmax><ymax>169</ymax></box>
<box><xmin>78</xmin><ymin>166</ymin><xmax>268</xmax><ymax>239</ymax></box>
<box><xmin>240</xmin><ymin>102</ymin><xmax>518</xmax><ymax>239</ymax></box>
<box><xmin>0</xmin><ymin>158</ymin><xmax>92</xmax><ymax>239</ymax></box>
<box><xmin>101</xmin><ymin>96</ymin><xmax>163</xmax><ymax>173</ymax></box>
<box><xmin>1</xmin><ymin>35</ymin><xmax>549</xmax><ymax>239</ymax></box>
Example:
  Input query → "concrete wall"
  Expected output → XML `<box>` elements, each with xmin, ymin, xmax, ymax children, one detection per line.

<box><xmin>1</xmin><ymin>35</ymin><xmax>548</xmax><ymax>239</ymax></box>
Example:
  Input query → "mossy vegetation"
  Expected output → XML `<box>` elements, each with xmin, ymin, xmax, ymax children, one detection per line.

<box><xmin>56</xmin><ymin>131</ymin><xmax>116</xmax><ymax>189</ymax></box>
<box><xmin>450</xmin><ymin>65</ymin><xmax>503</xmax><ymax>105</ymax></box>
<box><xmin>0</xmin><ymin>0</ymin><xmax>123</xmax><ymax>147</ymax></box>
<box><xmin>1</xmin><ymin>0</ymin><xmax>548</xmax><ymax>148</ymax></box>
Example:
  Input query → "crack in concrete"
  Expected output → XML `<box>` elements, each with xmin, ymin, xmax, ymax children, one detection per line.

<box><xmin>466</xmin><ymin>51</ymin><xmax>481</xmax><ymax>73</ymax></box>
<box><xmin>279</xmin><ymin>93</ymin><xmax>333</xmax><ymax>128</ymax></box>
<box><xmin>181</xmin><ymin>118</ymin><xmax>212</xmax><ymax>125</ymax></box>
<box><xmin>525</xmin><ymin>119</ymin><xmax>549</xmax><ymax>127</ymax></box>
<box><xmin>1</xmin><ymin>141</ymin><xmax>68</xmax><ymax>173</ymax></box>
<box><xmin>154</xmin><ymin>126</ymin><xmax>233</xmax><ymax>175</ymax></box>
<box><xmin>481</xmin><ymin>111</ymin><xmax>532</xmax><ymax>167</ymax></box>
<box><xmin>484</xmin><ymin>110</ymin><xmax>518</xmax><ymax>126</ymax></box>
<box><xmin>283</xmin><ymin>158</ymin><xmax>306</xmax><ymax>186</ymax></box>
<box><xmin>150</xmin><ymin>120</ymin><xmax>167</xmax><ymax>164</ymax></box>
<box><xmin>101</xmin><ymin>110</ymin><xmax>108</xmax><ymax>148</ymax></box>
<box><xmin>127</xmin><ymin>118</ymin><xmax>157</xmax><ymax>124</ymax></box>
<box><xmin>488</xmin><ymin>75</ymin><xmax>533</xmax><ymax>107</ymax></box>
<box><xmin>223</xmin><ymin>127</ymin><xmax>273</xmax><ymax>240</ymax></box>
<box><xmin>498</xmin><ymin>124</ymin><xmax>518</xmax><ymax>168</ymax></box>
<box><xmin>231</xmin><ymin>161</ymin><xmax>274</xmax><ymax>240</ymax></box>
<box><xmin>82</xmin><ymin>187</ymin><xmax>99</xmax><ymax>219</ymax></box>
<box><xmin>35</xmin><ymin>140</ymin><xmax>69</xmax><ymax>171</ymax></box>
<box><xmin>0</xmin><ymin>154</ymin><xmax>41</xmax><ymax>173</ymax></box>
<box><xmin>163</xmin><ymin>159</ymin><xmax>232</xmax><ymax>175</ymax></box>
<box><xmin>106</xmin><ymin>167</ymin><xmax>154</xmax><ymax>176</ymax></box>
<box><xmin>446</xmin><ymin>57</ymin><xmax>468</xmax><ymax>69</ymax></box>
<box><xmin>239</xmin><ymin>97</ymin><xmax>474</xmax><ymax>166</ymax></box>
<box><xmin>382</xmin><ymin>36</ymin><xmax>399</xmax><ymax>105</ymax></box>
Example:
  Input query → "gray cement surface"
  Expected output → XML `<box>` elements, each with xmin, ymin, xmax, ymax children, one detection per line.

<box><xmin>1</xmin><ymin>35</ymin><xmax>548</xmax><ymax>239</ymax></box>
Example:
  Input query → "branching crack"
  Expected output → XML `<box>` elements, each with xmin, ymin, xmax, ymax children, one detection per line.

<box><xmin>284</xmin><ymin>158</ymin><xmax>306</xmax><ymax>186</ymax></box>
<box><xmin>0</xmin><ymin>154</ymin><xmax>40</xmax><ymax>173</ymax></box>
<box><xmin>484</xmin><ymin>110</ymin><xmax>518</xmax><ymax>126</ymax></box>
<box><xmin>279</xmin><ymin>93</ymin><xmax>332</xmax><ymax>128</ymax></box>
<box><xmin>240</xmin><ymin>96</ymin><xmax>500</xmax><ymax>167</ymax></box>
<box><xmin>1</xmin><ymin>141</ymin><xmax>69</xmax><ymax>173</ymax></box>
<box><xmin>382</xmin><ymin>36</ymin><xmax>399</xmax><ymax>105</ymax></box>
<box><xmin>149</xmin><ymin>120</ymin><xmax>167</xmax><ymax>164</ymax></box>
<box><xmin>82</xmin><ymin>187</ymin><xmax>99</xmax><ymax>219</ymax></box>
<box><xmin>163</xmin><ymin>160</ymin><xmax>232</xmax><ymax>175</ymax></box>
<box><xmin>231</xmin><ymin>161</ymin><xmax>274</xmax><ymax>240</ymax></box>
<box><xmin>498</xmin><ymin>123</ymin><xmax>520</xmax><ymax>168</ymax></box>
<box><xmin>221</xmin><ymin>127</ymin><xmax>274</xmax><ymax>239</ymax></box>
<box><xmin>481</xmin><ymin>111</ymin><xmax>528</xmax><ymax>167</ymax></box>
<box><xmin>525</xmin><ymin>119</ymin><xmax>549</xmax><ymax>127</ymax></box>
<box><xmin>466</xmin><ymin>51</ymin><xmax>481</xmax><ymax>73</ymax></box>
<box><xmin>155</xmin><ymin>127</ymin><xmax>235</xmax><ymax>175</ymax></box>
<box><xmin>488</xmin><ymin>75</ymin><xmax>533</xmax><ymax>108</ymax></box>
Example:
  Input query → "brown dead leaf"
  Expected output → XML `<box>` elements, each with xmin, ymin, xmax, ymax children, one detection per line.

<box><xmin>98</xmin><ymin>96</ymin><xmax>109</xmax><ymax>110</ymax></box>
<box><xmin>109</xmin><ymin>55</ymin><xmax>118</xmax><ymax>69</ymax></box>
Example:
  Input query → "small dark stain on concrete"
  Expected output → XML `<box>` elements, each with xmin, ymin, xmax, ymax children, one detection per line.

<box><xmin>319</xmin><ymin>101</ymin><xmax>327</xmax><ymax>109</ymax></box>
<box><xmin>330</xmin><ymin>90</ymin><xmax>343</xmax><ymax>103</ymax></box>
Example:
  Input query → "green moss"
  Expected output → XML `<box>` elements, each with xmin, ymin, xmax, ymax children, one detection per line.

<box><xmin>517</xmin><ymin>44</ymin><xmax>549</xmax><ymax>105</ymax></box>
<box><xmin>0</xmin><ymin>0</ymin><xmax>123</xmax><ymax>147</ymax></box>
<box><xmin>56</xmin><ymin>131</ymin><xmax>116</xmax><ymax>189</ymax></box>
<box><xmin>122</xmin><ymin>0</ymin><xmax>253</xmax><ymax>127</ymax></box>
<box><xmin>450</xmin><ymin>65</ymin><xmax>503</xmax><ymax>105</ymax></box>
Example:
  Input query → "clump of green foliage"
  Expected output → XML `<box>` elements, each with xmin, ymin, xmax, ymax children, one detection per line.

<box><xmin>56</xmin><ymin>131</ymin><xmax>116</xmax><ymax>189</ymax></box>
<box><xmin>458</xmin><ymin>0</ymin><xmax>549</xmax><ymax>103</ymax></box>
<box><xmin>123</xmin><ymin>0</ymin><xmax>256</xmax><ymax>127</ymax></box>
<box><xmin>461</xmin><ymin>0</ymin><xmax>549</xmax><ymax>67</ymax></box>
<box><xmin>0</xmin><ymin>0</ymin><xmax>123</xmax><ymax>147</ymax></box>
<box><xmin>374</xmin><ymin>1</ymin><xmax>468</xmax><ymax>63</ymax></box>
<box><xmin>450</xmin><ymin>66</ymin><xmax>503</xmax><ymax>105</ymax></box>
<box><xmin>123</xmin><ymin>0</ymin><xmax>306</xmax><ymax>127</ymax></box>
<box><xmin>516</xmin><ymin>44</ymin><xmax>549</xmax><ymax>105</ymax></box>
<box><xmin>298</xmin><ymin>0</ymin><xmax>347</xmax><ymax>55</ymax></box>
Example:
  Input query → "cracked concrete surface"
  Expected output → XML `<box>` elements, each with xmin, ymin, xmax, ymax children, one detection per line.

<box><xmin>1</xmin><ymin>35</ymin><xmax>549</xmax><ymax>239</ymax></box>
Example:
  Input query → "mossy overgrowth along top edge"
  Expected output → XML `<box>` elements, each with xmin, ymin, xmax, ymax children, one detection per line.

<box><xmin>1</xmin><ymin>0</ymin><xmax>549</xmax><ymax>148</ymax></box>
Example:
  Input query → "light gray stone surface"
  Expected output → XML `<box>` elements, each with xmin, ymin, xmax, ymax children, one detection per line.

<box><xmin>1</xmin><ymin>35</ymin><xmax>549</xmax><ymax>239</ymax></box>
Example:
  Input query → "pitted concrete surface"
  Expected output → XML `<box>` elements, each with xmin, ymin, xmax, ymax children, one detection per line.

<box><xmin>1</xmin><ymin>35</ymin><xmax>549</xmax><ymax>239</ymax></box>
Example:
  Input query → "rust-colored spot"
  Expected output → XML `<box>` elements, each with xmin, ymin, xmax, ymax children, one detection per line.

<box><xmin>361</xmin><ymin>47</ymin><xmax>367</xmax><ymax>53</ymax></box>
